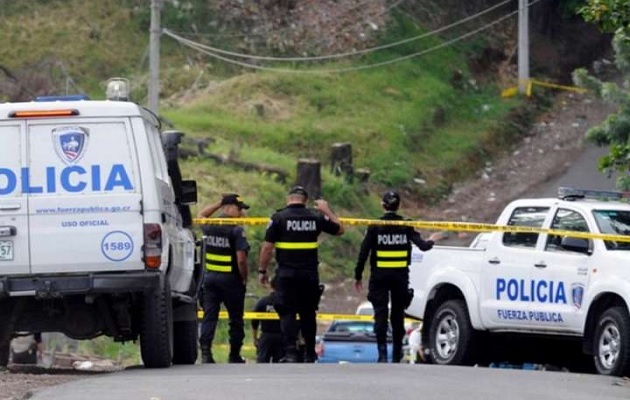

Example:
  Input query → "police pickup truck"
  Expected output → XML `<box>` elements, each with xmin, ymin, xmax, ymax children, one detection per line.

<box><xmin>0</xmin><ymin>81</ymin><xmax>201</xmax><ymax>368</ymax></box>
<box><xmin>407</xmin><ymin>188</ymin><xmax>630</xmax><ymax>376</ymax></box>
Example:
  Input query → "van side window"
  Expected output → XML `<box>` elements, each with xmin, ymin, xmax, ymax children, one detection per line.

<box><xmin>545</xmin><ymin>208</ymin><xmax>590</xmax><ymax>252</ymax></box>
<box><xmin>502</xmin><ymin>207</ymin><xmax>549</xmax><ymax>249</ymax></box>
<box><xmin>145</xmin><ymin>123</ymin><xmax>167</xmax><ymax>180</ymax></box>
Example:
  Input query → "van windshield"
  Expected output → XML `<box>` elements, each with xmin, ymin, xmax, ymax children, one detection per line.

<box><xmin>592</xmin><ymin>210</ymin><xmax>630</xmax><ymax>250</ymax></box>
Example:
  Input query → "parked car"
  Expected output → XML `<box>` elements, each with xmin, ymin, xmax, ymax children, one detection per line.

<box><xmin>316</xmin><ymin>320</ymin><xmax>392</xmax><ymax>363</ymax></box>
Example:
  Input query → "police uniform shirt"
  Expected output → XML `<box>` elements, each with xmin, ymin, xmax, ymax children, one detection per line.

<box><xmin>251</xmin><ymin>293</ymin><xmax>282</xmax><ymax>334</ymax></box>
<box><xmin>204</xmin><ymin>224</ymin><xmax>250</xmax><ymax>275</ymax></box>
<box><xmin>354</xmin><ymin>212</ymin><xmax>432</xmax><ymax>280</ymax></box>
<box><xmin>264</xmin><ymin>204</ymin><xmax>341</xmax><ymax>270</ymax></box>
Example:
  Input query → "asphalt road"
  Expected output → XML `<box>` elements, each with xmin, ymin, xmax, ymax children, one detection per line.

<box><xmin>533</xmin><ymin>144</ymin><xmax>618</xmax><ymax>197</ymax></box>
<box><xmin>31</xmin><ymin>143</ymin><xmax>630</xmax><ymax>400</ymax></box>
<box><xmin>31</xmin><ymin>363</ymin><xmax>630</xmax><ymax>400</ymax></box>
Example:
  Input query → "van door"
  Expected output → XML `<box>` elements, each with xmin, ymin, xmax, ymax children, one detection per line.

<box><xmin>26</xmin><ymin>119</ymin><xmax>145</xmax><ymax>274</ymax></box>
<box><xmin>0</xmin><ymin>122</ymin><xmax>30</xmax><ymax>275</ymax></box>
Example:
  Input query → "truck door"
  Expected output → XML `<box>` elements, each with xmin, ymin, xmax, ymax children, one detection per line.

<box><xmin>26</xmin><ymin>119</ymin><xmax>145</xmax><ymax>274</ymax></box>
<box><xmin>0</xmin><ymin>121</ymin><xmax>30</xmax><ymax>275</ymax></box>
<box><xmin>480</xmin><ymin>206</ymin><xmax>550</xmax><ymax>329</ymax></box>
<box><xmin>529</xmin><ymin>207</ymin><xmax>591</xmax><ymax>333</ymax></box>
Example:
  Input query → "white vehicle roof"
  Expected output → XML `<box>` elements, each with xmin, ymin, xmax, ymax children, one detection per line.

<box><xmin>0</xmin><ymin>100</ymin><xmax>155</xmax><ymax>121</ymax></box>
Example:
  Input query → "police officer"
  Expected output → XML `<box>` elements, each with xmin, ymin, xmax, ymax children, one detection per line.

<box><xmin>354</xmin><ymin>190</ymin><xmax>434</xmax><ymax>363</ymax></box>
<box><xmin>251</xmin><ymin>276</ymin><xmax>284</xmax><ymax>363</ymax></box>
<box><xmin>198</xmin><ymin>193</ymin><xmax>250</xmax><ymax>364</ymax></box>
<box><xmin>258</xmin><ymin>185</ymin><xmax>344</xmax><ymax>363</ymax></box>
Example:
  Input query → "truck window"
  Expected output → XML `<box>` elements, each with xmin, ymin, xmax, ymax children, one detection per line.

<box><xmin>593</xmin><ymin>210</ymin><xmax>630</xmax><ymax>250</ymax></box>
<box><xmin>502</xmin><ymin>207</ymin><xmax>549</xmax><ymax>249</ymax></box>
<box><xmin>545</xmin><ymin>208</ymin><xmax>590</xmax><ymax>252</ymax></box>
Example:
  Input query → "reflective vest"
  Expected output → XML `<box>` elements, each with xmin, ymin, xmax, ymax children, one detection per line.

<box><xmin>374</xmin><ymin>226</ymin><xmax>410</xmax><ymax>270</ymax></box>
<box><xmin>203</xmin><ymin>225</ymin><xmax>238</xmax><ymax>274</ymax></box>
<box><xmin>274</xmin><ymin>207</ymin><xmax>321</xmax><ymax>271</ymax></box>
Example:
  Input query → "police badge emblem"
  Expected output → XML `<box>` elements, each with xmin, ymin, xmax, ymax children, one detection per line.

<box><xmin>53</xmin><ymin>126</ymin><xmax>89</xmax><ymax>164</ymax></box>
<box><xmin>571</xmin><ymin>283</ymin><xmax>584</xmax><ymax>310</ymax></box>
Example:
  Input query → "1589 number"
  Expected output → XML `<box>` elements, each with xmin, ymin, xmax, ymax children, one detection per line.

<box><xmin>103</xmin><ymin>241</ymin><xmax>132</xmax><ymax>251</ymax></box>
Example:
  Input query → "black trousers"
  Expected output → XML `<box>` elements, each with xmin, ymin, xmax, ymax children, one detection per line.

<box><xmin>274</xmin><ymin>272</ymin><xmax>320</xmax><ymax>356</ymax></box>
<box><xmin>257</xmin><ymin>332</ymin><xmax>284</xmax><ymax>363</ymax></box>
<box><xmin>368</xmin><ymin>272</ymin><xmax>408</xmax><ymax>352</ymax></box>
<box><xmin>200</xmin><ymin>272</ymin><xmax>245</xmax><ymax>349</ymax></box>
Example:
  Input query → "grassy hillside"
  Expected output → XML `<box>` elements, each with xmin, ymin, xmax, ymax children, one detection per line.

<box><xmin>1</xmin><ymin>1</ymin><xmax>524</xmax><ymax>280</ymax></box>
<box><xmin>165</xmin><ymin>18</ymin><xmax>523</xmax><ymax>282</ymax></box>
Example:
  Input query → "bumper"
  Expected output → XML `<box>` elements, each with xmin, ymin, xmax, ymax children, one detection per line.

<box><xmin>0</xmin><ymin>272</ymin><xmax>161</xmax><ymax>298</ymax></box>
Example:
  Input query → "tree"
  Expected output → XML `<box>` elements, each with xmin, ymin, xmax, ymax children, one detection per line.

<box><xmin>573</xmin><ymin>1</ymin><xmax>630</xmax><ymax>188</ymax></box>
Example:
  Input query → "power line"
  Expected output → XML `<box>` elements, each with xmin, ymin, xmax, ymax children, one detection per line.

<box><xmin>167</xmin><ymin>0</ymin><xmax>545</xmax><ymax>74</ymax></box>
<box><xmin>163</xmin><ymin>0</ymin><xmax>513</xmax><ymax>63</ymax></box>
<box><xmin>173</xmin><ymin>10</ymin><xmax>516</xmax><ymax>74</ymax></box>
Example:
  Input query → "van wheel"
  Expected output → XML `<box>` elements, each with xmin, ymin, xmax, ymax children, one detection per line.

<box><xmin>593</xmin><ymin>306</ymin><xmax>630</xmax><ymax>376</ymax></box>
<box><xmin>140</xmin><ymin>280</ymin><xmax>173</xmax><ymax>368</ymax></box>
<box><xmin>428</xmin><ymin>300</ymin><xmax>476</xmax><ymax>365</ymax></box>
<box><xmin>0</xmin><ymin>341</ymin><xmax>9</xmax><ymax>368</ymax></box>
<box><xmin>172</xmin><ymin>318</ymin><xmax>199</xmax><ymax>365</ymax></box>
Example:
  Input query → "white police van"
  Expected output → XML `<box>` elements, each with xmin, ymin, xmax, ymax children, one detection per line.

<box><xmin>0</xmin><ymin>82</ymin><xmax>200</xmax><ymax>368</ymax></box>
<box><xmin>407</xmin><ymin>187</ymin><xmax>630</xmax><ymax>376</ymax></box>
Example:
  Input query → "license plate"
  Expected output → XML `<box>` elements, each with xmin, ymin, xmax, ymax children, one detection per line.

<box><xmin>0</xmin><ymin>240</ymin><xmax>13</xmax><ymax>261</ymax></box>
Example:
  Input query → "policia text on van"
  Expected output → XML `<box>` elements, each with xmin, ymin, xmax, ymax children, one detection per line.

<box><xmin>0</xmin><ymin>84</ymin><xmax>202</xmax><ymax>368</ymax></box>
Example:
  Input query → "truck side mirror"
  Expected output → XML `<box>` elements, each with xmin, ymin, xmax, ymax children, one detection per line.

<box><xmin>180</xmin><ymin>180</ymin><xmax>197</xmax><ymax>205</ymax></box>
<box><xmin>560</xmin><ymin>236</ymin><xmax>591</xmax><ymax>255</ymax></box>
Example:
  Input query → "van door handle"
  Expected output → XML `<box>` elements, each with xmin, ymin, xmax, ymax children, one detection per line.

<box><xmin>488</xmin><ymin>257</ymin><xmax>501</xmax><ymax>265</ymax></box>
<box><xmin>534</xmin><ymin>262</ymin><xmax>547</xmax><ymax>268</ymax></box>
<box><xmin>0</xmin><ymin>204</ymin><xmax>21</xmax><ymax>211</ymax></box>
<box><xmin>0</xmin><ymin>226</ymin><xmax>17</xmax><ymax>237</ymax></box>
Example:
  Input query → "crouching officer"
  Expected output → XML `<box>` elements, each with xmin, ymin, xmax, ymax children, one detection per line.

<box><xmin>251</xmin><ymin>276</ymin><xmax>284</xmax><ymax>363</ymax></box>
<box><xmin>198</xmin><ymin>194</ymin><xmax>250</xmax><ymax>363</ymax></box>
<box><xmin>258</xmin><ymin>185</ymin><xmax>344</xmax><ymax>363</ymax></box>
<box><xmin>354</xmin><ymin>190</ymin><xmax>434</xmax><ymax>363</ymax></box>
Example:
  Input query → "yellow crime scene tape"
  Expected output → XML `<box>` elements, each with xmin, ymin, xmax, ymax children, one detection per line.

<box><xmin>197</xmin><ymin>310</ymin><xmax>420</xmax><ymax>324</ymax></box>
<box><xmin>501</xmin><ymin>78</ymin><xmax>587</xmax><ymax>98</ymax></box>
<box><xmin>193</xmin><ymin>217</ymin><xmax>630</xmax><ymax>243</ymax></box>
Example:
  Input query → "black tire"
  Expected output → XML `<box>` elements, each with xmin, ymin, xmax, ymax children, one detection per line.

<box><xmin>0</xmin><ymin>341</ymin><xmax>9</xmax><ymax>368</ymax></box>
<box><xmin>593</xmin><ymin>306</ymin><xmax>630</xmax><ymax>376</ymax></box>
<box><xmin>172</xmin><ymin>320</ymin><xmax>199</xmax><ymax>365</ymax></box>
<box><xmin>427</xmin><ymin>299</ymin><xmax>476</xmax><ymax>365</ymax></box>
<box><xmin>140</xmin><ymin>280</ymin><xmax>174</xmax><ymax>368</ymax></box>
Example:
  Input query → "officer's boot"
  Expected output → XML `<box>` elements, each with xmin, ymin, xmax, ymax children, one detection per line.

<box><xmin>392</xmin><ymin>344</ymin><xmax>403</xmax><ymax>363</ymax></box>
<box><xmin>228</xmin><ymin>344</ymin><xmax>246</xmax><ymax>363</ymax></box>
<box><xmin>280</xmin><ymin>346</ymin><xmax>300</xmax><ymax>363</ymax></box>
<box><xmin>201</xmin><ymin>344</ymin><xmax>215</xmax><ymax>364</ymax></box>
<box><xmin>377</xmin><ymin>343</ymin><xmax>388</xmax><ymax>363</ymax></box>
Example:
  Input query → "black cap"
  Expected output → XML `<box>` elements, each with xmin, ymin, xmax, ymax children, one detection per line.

<box><xmin>382</xmin><ymin>190</ymin><xmax>400</xmax><ymax>210</ymax></box>
<box><xmin>221</xmin><ymin>193</ymin><xmax>250</xmax><ymax>209</ymax></box>
<box><xmin>288</xmin><ymin>185</ymin><xmax>309</xmax><ymax>199</ymax></box>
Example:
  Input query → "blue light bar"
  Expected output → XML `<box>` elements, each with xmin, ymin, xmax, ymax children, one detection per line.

<box><xmin>34</xmin><ymin>94</ymin><xmax>90</xmax><ymax>102</ymax></box>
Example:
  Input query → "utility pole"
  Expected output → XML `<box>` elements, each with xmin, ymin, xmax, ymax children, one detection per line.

<box><xmin>148</xmin><ymin>0</ymin><xmax>162</xmax><ymax>113</ymax></box>
<box><xmin>518</xmin><ymin>0</ymin><xmax>530</xmax><ymax>95</ymax></box>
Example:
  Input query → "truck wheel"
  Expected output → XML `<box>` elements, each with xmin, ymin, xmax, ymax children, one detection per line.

<box><xmin>140</xmin><ymin>280</ymin><xmax>174</xmax><ymax>368</ymax></box>
<box><xmin>593</xmin><ymin>306</ymin><xmax>630</xmax><ymax>376</ymax></box>
<box><xmin>172</xmin><ymin>319</ymin><xmax>198</xmax><ymax>365</ymax></box>
<box><xmin>0</xmin><ymin>341</ymin><xmax>9</xmax><ymax>368</ymax></box>
<box><xmin>428</xmin><ymin>300</ymin><xmax>475</xmax><ymax>365</ymax></box>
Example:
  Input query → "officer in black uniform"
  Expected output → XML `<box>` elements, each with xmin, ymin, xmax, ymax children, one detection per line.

<box><xmin>258</xmin><ymin>185</ymin><xmax>344</xmax><ymax>363</ymax></box>
<box><xmin>354</xmin><ymin>190</ymin><xmax>434</xmax><ymax>363</ymax></box>
<box><xmin>198</xmin><ymin>193</ymin><xmax>250</xmax><ymax>364</ymax></box>
<box><xmin>251</xmin><ymin>276</ymin><xmax>284</xmax><ymax>363</ymax></box>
